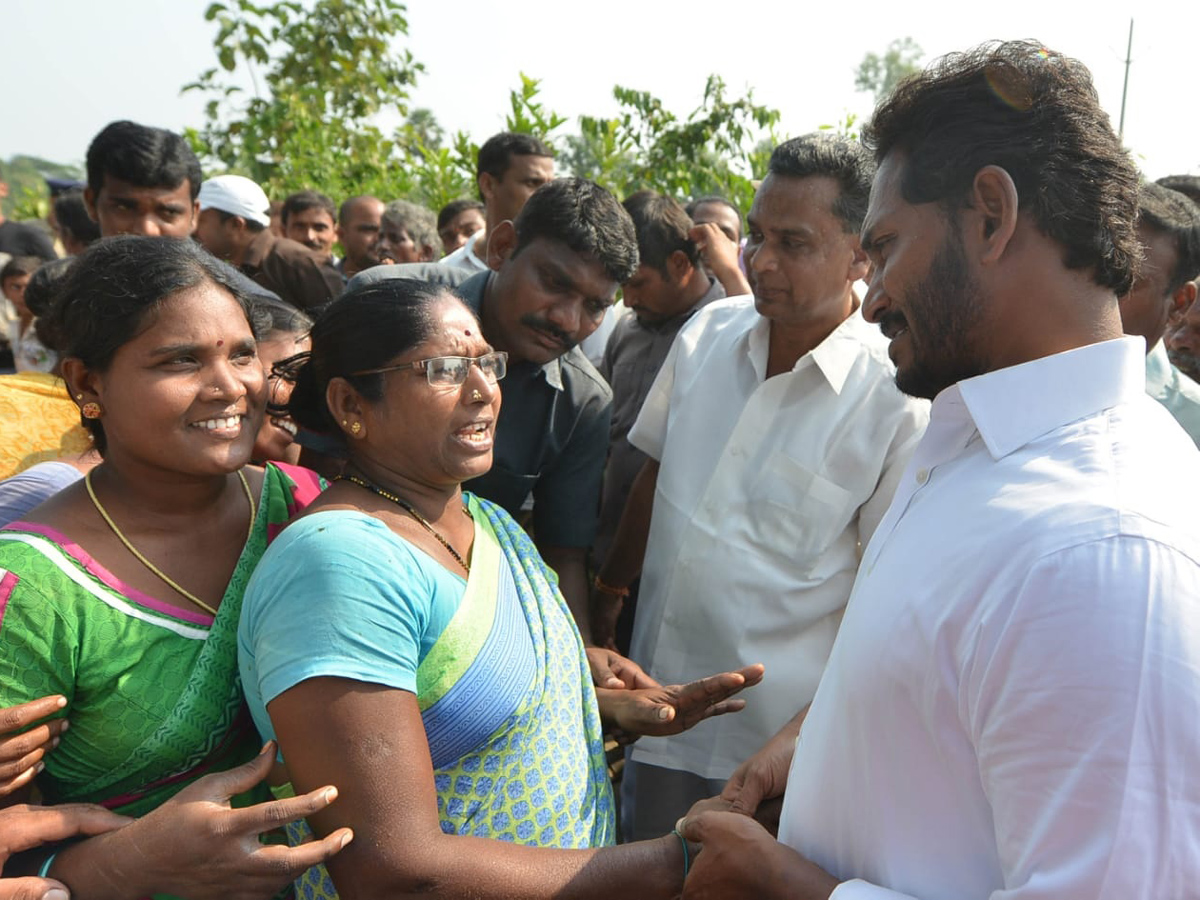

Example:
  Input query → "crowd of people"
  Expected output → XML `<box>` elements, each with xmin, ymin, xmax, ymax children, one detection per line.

<box><xmin>1</xmin><ymin>37</ymin><xmax>1199</xmax><ymax>900</ymax></box>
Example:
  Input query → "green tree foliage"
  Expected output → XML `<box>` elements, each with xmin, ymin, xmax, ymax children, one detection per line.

<box><xmin>180</xmin><ymin>1</ymin><xmax>781</xmax><ymax>220</ymax></box>
<box><xmin>855</xmin><ymin>37</ymin><xmax>924</xmax><ymax>102</ymax></box>
<box><xmin>184</xmin><ymin>0</ymin><xmax>424</xmax><ymax>202</ymax></box>
<box><xmin>562</xmin><ymin>76</ymin><xmax>779</xmax><ymax>217</ymax></box>
<box><xmin>1</xmin><ymin>156</ymin><xmax>84</xmax><ymax>221</ymax></box>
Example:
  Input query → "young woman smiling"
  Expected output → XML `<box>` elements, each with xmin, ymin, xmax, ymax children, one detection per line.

<box><xmin>0</xmin><ymin>236</ymin><xmax>349</xmax><ymax>900</ymax></box>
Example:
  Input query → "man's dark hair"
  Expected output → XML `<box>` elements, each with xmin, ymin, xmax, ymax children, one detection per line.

<box><xmin>215</xmin><ymin>209</ymin><xmax>266</xmax><ymax>234</ymax></box>
<box><xmin>282</xmin><ymin>190</ymin><xmax>335</xmax><ymax>227</ymax></box>
<box><xmin>1156</xmin><ymin>175</ymin><xmax>1200</xmax><ymax>210</ymax></box>
<box><xmin>623</xmin><ymin>190</ymin><xmax>698</xmax><ymax>275</ymax></box>
<box><xmin>862</xmin><ymin>40</ymin><xmax>1141</xmax><ymax>296</ymax></box>
<box><xmin>86</xmin><ymin>120</ymin><xmax>204</xmax><ymax>202</ymax></box>
<box><xmin>767</xmin><ymin>134</ymin><xmax>876</xmax><ymax>234</ymax></box>
<box><xmin>1</xmin><ymin>256</ymin><xmax>42</xmax><ymax>285</ymax></box>
<box><xmin>54</xmin><ymin>190</ymin><xmax>101</xmax><ymax>246</ymax></box>
<box><xmin>511</xmin><ymin>178</ymin><xmax>638</xmax><ymax>284</ymax></box>
<box><xmin>1139</xmin><ymin>182</ymin><xmax>1200</xmax><ymax>293</ymax></box>
<box><xmin>477</xmin><ymin>132</ymin><xmax>553</xmax><ymax>188</ymax></box>
<box><xmin>437</xmin><ymin>198</ymin><xmax>486</xmax><ymax>231</ymax></box>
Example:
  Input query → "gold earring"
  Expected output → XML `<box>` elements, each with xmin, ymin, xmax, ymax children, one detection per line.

<box><xmin>81</xmin><ymin>402</ymin><xmax>103</xmax><ymax>419</ymax></box>
<box><xmin>75</xmin><ymin>393</ymin><xmax>84</xmax><ymax>401</ymax></box>
<box><xmin>350</xmin><ymin>422</ymin><xmax>362</xmax><ymax>435</ymax></box>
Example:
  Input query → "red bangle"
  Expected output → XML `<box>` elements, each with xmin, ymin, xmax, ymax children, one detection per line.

<box><xmin>593</xmin><ymin>575</ymin><xmax>630</xmax><ymax>598</ymax></box>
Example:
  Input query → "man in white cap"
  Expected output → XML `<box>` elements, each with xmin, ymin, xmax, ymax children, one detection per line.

<box><xmin>195</xmin><ymin>174</ymin><xmax>342</xmax><ymax>311</ymax></box>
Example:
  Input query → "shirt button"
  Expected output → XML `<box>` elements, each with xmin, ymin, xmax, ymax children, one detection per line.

<box><xmin>916</xmin><ymin>468</ymin><xmax>930</xmax><ymax>485</ymax></box>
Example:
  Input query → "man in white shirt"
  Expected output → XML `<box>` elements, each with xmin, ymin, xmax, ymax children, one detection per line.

<box><xmin>677</xmin><ymin>41</ymin><xmax>1200</xmax><ymax>900</ymax></box>
<box><xmin>1118</xmin><ymin>181</ymin><xmax>1200</xmax><ymax>445</ymax></box>
<box><xmin>595</xmin><ymin>133</ymin><xmax>929</xmax><ymax>840</ymax></box>
<box><xmin>441</xmin><ymin>132</ymin><xmax>554</xmax><ymax>274</ymax></box>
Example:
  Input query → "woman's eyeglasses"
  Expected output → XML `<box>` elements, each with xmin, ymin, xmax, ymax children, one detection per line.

<box><xmin>352</xmin><ymin>351</ymin><xmax>508</xmax><ymax>387</ymax></box>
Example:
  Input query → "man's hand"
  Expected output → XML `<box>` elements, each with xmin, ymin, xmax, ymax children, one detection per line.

<box><xmin>687</xmin><ymin>223</ymin><xmax>751</xmax><ymax>297</ymax></box>
<box><xmin>597</xmin><ymin>664</ymin><xmax>764</xmax><ymax>737</ymax></box>
<box><xmin>679</xmin><ymin>811</ymin><xmax>839</xmax><ymax>900</ymax></box>
<box><xmin>0</xmin><ymin>802</ymin><xmax>131</xmax><ymax>899</ymax></box>
<box><xmin>718</xmin><ymin>704</ymin><xmax>808</xmax><ymax>819</ymax></box>
<box><xmin>0</xmin><ymin>697</ymin><xmax>70</xmax><ymax>797</ymax></box>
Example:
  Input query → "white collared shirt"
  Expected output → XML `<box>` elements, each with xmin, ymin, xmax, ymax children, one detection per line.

<box><xmin>440</xmin><ymin>232</ymin><xmax>489</xmax><ymax>274</ymax></box>
<box><xmin>627</xmin><ymin>296</ymin><xmax>929</xmax><ymax>779</ymax></box>
<box><xmin>1145</xmin><ymin>339</ymin><xmax>1200</xmax><ymax>448</ymax></box>
<box><xmin>779</xmin><ymin>337</ymin><xmax>1200</xmax><ymax>900</ymax></box>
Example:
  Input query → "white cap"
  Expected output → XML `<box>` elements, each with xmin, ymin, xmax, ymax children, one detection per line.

<box><xmin>198</xmin><ymin>175</ymin><xmax>271</xmax><ymax>228</ymax></box>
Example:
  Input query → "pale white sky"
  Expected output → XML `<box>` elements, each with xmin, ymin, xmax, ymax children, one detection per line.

<box><xmin>2</xmin><ymin>0</ymin><xmax>1198</xmax><ymax>180</ymax></box>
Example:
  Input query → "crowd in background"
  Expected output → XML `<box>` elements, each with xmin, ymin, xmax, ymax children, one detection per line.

<box><xmin>1</xmin><ymin>37</ymin><xmax>1199</xmax><ymax>900</ymax></box>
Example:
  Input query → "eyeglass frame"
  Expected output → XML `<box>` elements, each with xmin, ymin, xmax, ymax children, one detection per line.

<box><xmin>350</xmin><ymin>351</ymin><xmax>509</xmax><ymax>386</ymax></box>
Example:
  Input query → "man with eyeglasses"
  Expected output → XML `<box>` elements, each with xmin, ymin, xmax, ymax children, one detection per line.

<box><xmin>353</xmin><ymin>177</ymin><xmax>638</xmax><ymax>638</ymax></box>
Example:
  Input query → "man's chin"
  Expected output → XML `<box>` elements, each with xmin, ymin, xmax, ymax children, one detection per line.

<box><xmin>894</xmin><ymin>363</ymin><xmax>946</xmax><ymax>401</ymax></box>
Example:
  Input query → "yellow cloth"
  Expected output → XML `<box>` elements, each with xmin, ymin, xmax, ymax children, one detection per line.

<box><xmin>0</xmin><ymin>373</ymin><xmax>91</xmax><ymax>478</ymax></box>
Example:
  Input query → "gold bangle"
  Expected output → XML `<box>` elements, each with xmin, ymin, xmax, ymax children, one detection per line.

<box><xmin>593</xmin><ymin>575</ymin><xmax>630</xmax><ymax>598</ymax></box>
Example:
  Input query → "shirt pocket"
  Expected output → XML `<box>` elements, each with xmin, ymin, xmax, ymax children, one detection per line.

<box><xmin>744</xmin><ymin>452</ymin><xmax>855</xmax><ymax>571</ymax></box>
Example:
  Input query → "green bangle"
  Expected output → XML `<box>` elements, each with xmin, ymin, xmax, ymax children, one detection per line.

<box><xmin>672</xmin><ymin>827</ymin><xmax>691</xmax><ymax>877</ymax></box>
<box><xmin>38</xmin><ymin>852</ymin><xmax>58</xmax><ymax>878</ymax></box>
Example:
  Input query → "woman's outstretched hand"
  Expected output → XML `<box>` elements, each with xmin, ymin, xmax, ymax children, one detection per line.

<box><xmin>597</xmin><ymin>664</ymin><xmax>765</xmax><ymax>738</ymax></box>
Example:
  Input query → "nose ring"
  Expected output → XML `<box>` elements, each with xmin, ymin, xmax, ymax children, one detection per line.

<box><xmin>471</xmin><ymin>389</ymin><xmax>483</xmax><ymax>402</ymax></box>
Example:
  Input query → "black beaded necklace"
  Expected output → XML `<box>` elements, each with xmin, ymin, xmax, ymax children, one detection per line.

<box><xmin>336</xmin><ymin>473</ymin><xmax>472</xmax><ymax>574</ymax></box>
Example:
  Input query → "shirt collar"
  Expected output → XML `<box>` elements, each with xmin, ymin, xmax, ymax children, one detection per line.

<box><xmin>541</xmin><ymin>356</ymin><xmax>565</xmax><ymax>390</ymax></box>
<box><xmin>954</xmin><ymin>337</ymin><xmax>1146</xmax><ymax>460</ymax></box>
<box><xmin>745</xmin><ymin>307</ymin><xmax>868</xmax><ymax>393</ymax></box>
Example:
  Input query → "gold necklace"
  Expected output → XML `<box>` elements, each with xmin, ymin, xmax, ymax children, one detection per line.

<box><xmin>336</xmin><ymin>474</ymin><xmax>472</xmax><ymax>574</ymax></box>
<box><xmin>85</xmin><ymin>469</ymin><xmax>256</xmax><ymax>617</ymax></box>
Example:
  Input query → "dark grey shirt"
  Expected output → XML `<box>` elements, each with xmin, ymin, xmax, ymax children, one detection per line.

<box><xmin>346</xmin><ymin>262</ymin><xmax>474</xmax><ymax>293</ymax></box>
<box><xmin>457</xmin><ymin>272</ymin><xmax>611</xmax><ymax>548</ymax></box>
<box><xmin>593</xmin><ymin>277</ymin><xmax>725</xmax><ymax>563</ymax></box>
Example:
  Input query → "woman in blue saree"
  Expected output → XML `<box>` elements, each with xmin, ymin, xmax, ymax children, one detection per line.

<box><xmin>237</xmin><ymin>279</ymin><xmax>761</xmax><ymax>898</ymax></box>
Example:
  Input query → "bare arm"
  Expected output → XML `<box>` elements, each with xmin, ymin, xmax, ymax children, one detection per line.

<box><xmin>688</xmin><ymin>223</ymin><xmax>751</xmax><ymax>298</ymax></box>
<box><xmin>590</xmin><ymin>458</ymin><xmax>659</xmax><ymax>648</ymax></box>
<box><xmin>269</xmin><ymin>676</ymin><xmax>687</xmax><ymax>900</ymax></box>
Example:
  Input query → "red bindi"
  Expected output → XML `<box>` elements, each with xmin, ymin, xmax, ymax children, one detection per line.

<box><xmin>464</xmin><ymin>329</ymin><xmax>472</xmax><ymax>336</ymax></box>
<box><xmin>216</xmin><ymin>340</ymin><xmax>224</xmax><ymax>347</ymax></box>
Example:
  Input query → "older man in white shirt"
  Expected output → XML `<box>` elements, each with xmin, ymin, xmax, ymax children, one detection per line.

<box><xmin>595</xmin><ymin>134</ymin><xmax>929</xmax><ymax>840</ymax></box>
<box><xmin>676</xmin><ymin>41</ymin><xmax>1200</xmax><ymax>900</ymax></box>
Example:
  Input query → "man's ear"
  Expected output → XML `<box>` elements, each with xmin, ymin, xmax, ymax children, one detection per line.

<box><xmin>666</xmin><ymin>249</ymin><xmax>694</xmax><ymax>284</ymax></box>
<box><xmin>478</xmin><ymin>172</ymin><xmax>497</xmax><ymax>205</ymax></box>
<box><xmin>485</xmin><ymin>220</ymin><xmax>518</xmax><ymax>271</ymax></box>
<box><xmin>187</xmin><ymin>199</ymin><xmax>200</xmax><ymax>236</ymax></box>
<box><xmin>847</xmin><ymin>238</ymin><xmax>870</xmax><ymax>284</ymax></box>
<box><xmin>84</xmin><ymin>187</ymin><xmax>99</xmax><ymax>223</ymax></box>
<box><xmin>1171</xmin><ymin>279</ymin><xmax>1198</xmax><ymax>321</ymax></box>
<box><xmin>969</xmin><ymin>165</ymin><xmax>1019</xmax><ymax>265</ymax></box>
